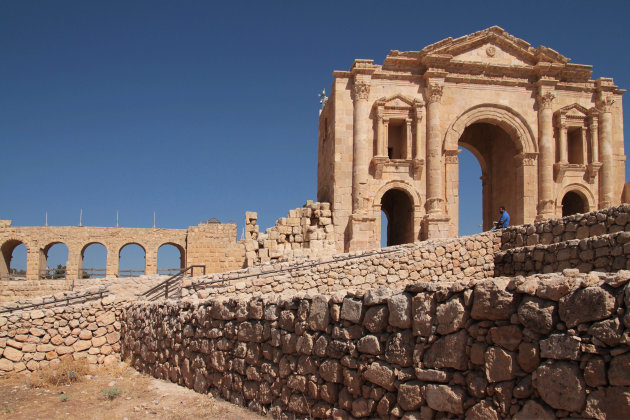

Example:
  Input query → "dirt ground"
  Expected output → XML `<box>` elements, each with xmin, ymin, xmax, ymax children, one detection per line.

<box><xmin>0</xmin><ymin>363</ymin><xmax>266</xmax><ymax>420</ymax></box>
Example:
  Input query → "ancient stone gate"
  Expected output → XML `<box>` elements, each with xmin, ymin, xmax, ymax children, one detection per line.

<box><xmin>317</xmin><ymin>26</ymin><xmax>627</xmax><ymax>252</ymax></box>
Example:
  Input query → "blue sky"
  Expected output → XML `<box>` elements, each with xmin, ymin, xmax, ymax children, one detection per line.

<box><xmin>2</xmin><ymin>1</ymin><xmax>629</xmax><ymax>271</ymax></box>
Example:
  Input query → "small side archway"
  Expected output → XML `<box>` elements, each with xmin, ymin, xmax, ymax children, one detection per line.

<box><xmin>557</xmin><ymin>184</ymin><xmax>594</xmax><ymax>217</ymax></box>
<box><xmin>373</xmin><ymin>181</ymin><xmax>421</xmax><ymax>247</ymax></box>
<box><xmin>41</xmin><ymin>242</ymin><xmax>69</xmax><ymax>279</ymax></box>
<box><xmin>157</xmin><ymin>243</ymin><xmax>186</xmax><ymax>275</ymax></box>
<box><xmin>79</xmin><ymin>242</ymin><xmax>107</xmax><ymax>278</ymax></box>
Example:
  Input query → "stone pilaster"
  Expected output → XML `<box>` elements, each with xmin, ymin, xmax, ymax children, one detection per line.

<box><xmin>557</xmin><ymin>116</ymin><xmax>568</xmax><ymax>163</ymax></box>
<box><xmin>598</xmin><ymin>94</ymin><xmax>615</xmax><ymax>208</ymax></box>
<box><xmin>536</xmin><ymin>91</ymin><xmax>555</xmax><ymax>220</ymax></box>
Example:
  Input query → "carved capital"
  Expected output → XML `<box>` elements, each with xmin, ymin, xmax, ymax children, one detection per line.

<box><xmin>537</xmin><ymin>92</ymin><xmax>555</xmax><ymax>110</ymax></box>
<box><xmin>425</xmin><ymin>197</ymin><xmax>444</xmax><ymax>214</ymax></box>
<box><xmin>444</xmin><ymin>149</ymin><xmax>460</xmax><ymax>164</ymax></box>
<box><xmin>352</xmin><ymin>80</ymin><xmax>370</xmax><ymax>102</ymax></box>
<box><xmin>426</xmin><ymin>83</ymin><xmax>444</xmax><ymax>104</ymax></box>
<box><xmin>597</xmin><ymin>95</ymin><xmax>615</xmax><ymax>112</ymax></box>
<box><xmin>515</xmin><ymin>152</ymin><xmax>537</xmax><ymax>167</ymax></box>
<box><xmin>537</xmin><ymin>199</ymin><xmax>555</xmax><ymax>215</ymax></box>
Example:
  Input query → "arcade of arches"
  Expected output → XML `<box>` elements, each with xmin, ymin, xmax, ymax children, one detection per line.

<box><xmin>317</xmin><ymin>26</ymin><xmax>627</xmax><ymax>252</ymax></box>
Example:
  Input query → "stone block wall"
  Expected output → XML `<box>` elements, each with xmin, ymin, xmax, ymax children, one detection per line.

<box><xmin>0</xmin><ymin>279</ymin><xmax>69</xmax><ymax>305</ymax></box>
<box><xmin>500</xmin><ymin>204</ymin><xmax>630</xmax><ymax>250</ymax></box>
<box><xmin>122</xmin><ymin>271</ymin><xmax>630</xmax><ymax>419</ymax></box>
<box><xmin>183</xmin><ymin>232</ymin><xmax>499</xmax><ymax>300</ymax></box>
<box><xmin>185</xmin><ymin>222</ymin><xmax>246</xmax><ymax>273</ymax></box>
<box><xmin>0</xmin><ymin>298</ymin><xmax>124</xmax><ymax>375</ymax></box>
<box><xmin>495</xmin><ymin>232</ymin><xmax>630</xmax><ymax>276</ymax></box>
<box><xmin>244</xmin><ymin>202</ymin><xmax>336</xmax><ymax>267</ymax></box>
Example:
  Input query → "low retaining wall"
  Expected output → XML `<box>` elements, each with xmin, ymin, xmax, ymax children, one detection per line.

<box><xmin>183</xmin><ymin>232</ymin><xmax>500</xmax><ymax>300</ymax></box>
<box><xmin>495</xmin><ymin>231</ymin><xmax>630</xmax><ymax>276</ymax></box>
<box><xmin>500</xmin><ymin>204</ymin><xmax>630</xmax><ymax>250</ymax></box>
<box><xmin>122</xmin><ymin>271</ymin><xmax>630</xmax><ymax>419</ymax></box>
<box><xmin>0</xmin><ymin>297</ymin><xmax>124</xmax><ymax>374</ymax></box>
<box><xmin>0</xmin><ymin>279</ymin><xmax>69</xmax><ymax>305</ymax></box>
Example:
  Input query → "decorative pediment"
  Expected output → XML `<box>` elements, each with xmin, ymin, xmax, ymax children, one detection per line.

<box><xmin>377</xmin><ymin>94</ymin><xmax>415</xmax><ymax>109</ymax></box>
<box><xmin>419</xmin><ymin>26</ymin><xmax>570</xmax><ymax>66</ymax></box>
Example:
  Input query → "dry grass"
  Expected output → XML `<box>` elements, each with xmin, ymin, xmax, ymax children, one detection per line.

<box><xmin>28</xmin><ymin>357</ymin><xmax>91</xmax><ymax>388</ymax></box>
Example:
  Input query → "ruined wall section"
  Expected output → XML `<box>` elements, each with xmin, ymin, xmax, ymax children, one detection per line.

<box><xmin>184</xmin><ymin>232</ymin><xmax>499</xmax><ymax>300</ymax></box>
<box><xmin>0</xmin><ymin>297</ymin><xmax>124</xmax><ymax>374</ymax></box>
<box><xmin>122</xmin><ymin>272</ymin><xmax>630</xmax><ymax>419</ymax></box>
<box><xmin>243</xmin><ymin>202</ymin><xmax>336</xmax><ymax>267</ymax></box>
<box><xmin>185</xmin><ymin>222</ymin><xmax>245</xmax><ymax>273</ymax></box>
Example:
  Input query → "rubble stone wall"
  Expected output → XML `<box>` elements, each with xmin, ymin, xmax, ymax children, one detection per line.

<box><xmin>184</xmin><ymin>232</ymin><xmax>500</xmax><ymax>300</ymax></box>
<box><xmin>122</xmin><ymin>271</ymin><xmax>630</xmax><ymax>419</ymax></box>
<box><xmin>0</xmin><ymin>298</ymin><xmax>124</xmax><ymax>375</ymax></box>
<box><xmin>495</xmin><ymin>232</ymin><xmax>630</xmax><ymax>276</ymax></box>
<box><xmin>244</xmin><ymin>202</ymin><xmax>337</xmax><ymax>267</ymax></box>
<box><xmin>500</xmin><ymin>204</ymin><xmax>630</xmax><ymax>250</ymax></box>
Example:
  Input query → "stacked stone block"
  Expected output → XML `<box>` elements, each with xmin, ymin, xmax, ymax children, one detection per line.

<box><xmin>0</xmin><ymin>298</ymin><xmax>123</xmax><ymax>375</ymax></box>
<box><xmin>184</xmin><ymin>232</ymin><xmax>500</xmax><ymax>300</ymax></box>
<box><xmin>123</xmin><ymin>271</ymin><xmax>630</xmax><ymax>419</ymax></box>
<box><xmin>244</xmin><ymin>202</ymin><xmax>336</xmax><ymax>267</ymax></box>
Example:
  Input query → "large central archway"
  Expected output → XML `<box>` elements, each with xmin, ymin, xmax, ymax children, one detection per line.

<box><xmin>444</xmin><ymin>104</ymin><xmax>538</xmax><ymax>235</ymax></box>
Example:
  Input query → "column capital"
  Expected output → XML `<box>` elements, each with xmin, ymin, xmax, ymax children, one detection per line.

<box><xmin>425</xmin><ymin>82</ymin><xmax>444</xmax><ymax>104</ymax></box>
<box><xmin>514</xmin><ymin>152</ymin><xmax>538</xmax><ymax>167</ymax></box>
<box><xmin>352</xmin><ymin>78</ymin><xmax>371</xmax><ymax>102</ymax></box>
<box><xmin>444</xmin><ymin>149</ymin><xmax>460</xmax><ymax>164</ymax></box>
<box><xmin>537</xmin><ymin>92</ymin><xmax>555</xmax><ymax>110</ymax></box>
<box><xmin>597</xmin><ymin>94</ymin><xmax>615</xmax><ymax>112</ymax></box>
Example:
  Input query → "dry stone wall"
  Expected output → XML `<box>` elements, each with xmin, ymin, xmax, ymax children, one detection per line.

<box><xmin>500</xmin><ymin>204</ymin><xmax>630</xmax><ymax>250</ymax></box>
<box><xmin>122</xmin><ymin>271</ymin><xmax>630</xmax><ymax>419</ymax></box>
<box><xmin>183</xmin><ymin>232</ymin><xmax>499</xmax><ymax>300</ymax></box>
<box><xmin>495</xmin><ymin>231</ymin><xmax>630</xmax><ymax>276</ymax></box>
<box><xmin>244</xmin><ymin>202</ymin><xmax>337</xmax><ymax>267</ymax></box>
<box><xmin>0</xmin><ymin>297</ymin><xmax>124</xmax><ymax>375</ymax></box>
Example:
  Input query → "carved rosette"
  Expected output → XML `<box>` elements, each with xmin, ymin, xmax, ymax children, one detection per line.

<box><xmin>426</xmin><ymin>83</ymin><xmax>444</xmax><ymax>104</ymax></box>
<box><xmin>352</xmin><ymin>80</ymin><xmax>370</xmax><ymax>102</ymax></box>
<box><xmin>597</xmin><ymin>95</ymin><xmax>615</xmax><ymax>112</ymax></box>
<box><xmin>537</xmin><ymin>92</ymin><xmax>555</xmax><ymax>110</ymax></box>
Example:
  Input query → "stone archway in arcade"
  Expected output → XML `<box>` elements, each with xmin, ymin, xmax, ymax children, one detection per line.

<box><xmin>380</xmin><ymin>188</ymin><xmax>414</xmax><ymax>246</ymax></box>
<box><xmin>458</xmin><ymin>122</ymin><xmax>522</xmax><ymax>231</ymax></box>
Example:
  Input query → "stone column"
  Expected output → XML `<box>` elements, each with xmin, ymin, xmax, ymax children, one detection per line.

<box><xmin>414</xmin><ymin>101</ymin><xmax>425</xmax><ymax>160</ymax></box>
<box><xmin>589</xmin><ymin>116</ymin><xmax>599</xmax><ymax>163</ymax></box>
<box><xmin>405</xmin><ymin>118</ymin><xmax>412</xmax><ymax>159</ymax></box>
<box><xmin>598</xmin><ymin>95</ymin><xmax>615</xmax><ymax>208</ymax></box>
<box><xmin>425</xmin><ymin>82</ymin><xmax>445</xmax><ymax>214</ymax></box>
<box><xmin>382</xmin><ymin>118</ymin><xmax>389</xmax><ymax>157</ymax></box>
<box><xmin>557</xmin><ymin>117</ymin><xmax>568</xmax><ymax>163</ymax></box>
<box><xmin>537</xmin><ymin>91</ymin><xmax>555</xmax><ymax>220</ymax></box>
<box><xmin>580</xmin><ymin>127</ymin><xmax>588</xmax><ymax>165</ymax></box>
<box><xmin>375</xmin><ymin>109</ymin><xmax>386</xmax><ymax>157</ymax></box>
<box><xmin>352</xmin><ymin>76</ymin><xmax>371</xmax><ymax>213</ymax></box>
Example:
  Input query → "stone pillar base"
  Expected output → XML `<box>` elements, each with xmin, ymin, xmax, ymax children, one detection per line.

<box><xmin>347</xmin><ymin>213</ymin><xmax>377</xmax><ymax>252</ymax></box>
<box><xmin>422</xmin><ymin>214</ymin><xmax>450</xmax><ymax>240</ymax></box>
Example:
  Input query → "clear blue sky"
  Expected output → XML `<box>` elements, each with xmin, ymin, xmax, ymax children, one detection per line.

<box><xmin>2</xmin><ymin>1</ymin><xmax>629</xmax><ymax>271</ymax></box>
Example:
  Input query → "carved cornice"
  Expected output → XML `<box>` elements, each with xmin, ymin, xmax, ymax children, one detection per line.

<box><xmin>425</xmin><ymin>83</ymin><xmax>444</xmax><ymax>104</ymax></box>
<box><xmin>444</xmin><ymin>149</ymin><xmax>460</xmax><ymax>164</ymax></box>
<box><xmin>537</xmin><ymin>92</ymin><xmax>555</xmax><ymax>110</ymax></box>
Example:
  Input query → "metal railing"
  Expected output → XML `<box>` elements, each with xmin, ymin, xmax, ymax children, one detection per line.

<box><xmin>38</xmin><ymin>268</ymin><xmax>67</xmax><ymax>280</ymax></box>
<box><xmin>117</xmin><ymin>269</ymin><xmax>145</xmax><ymax>278</ymax></box>
<box><xmin>0</xmin><ymin>288</ymin><xmax>109</xmax><ymax>314</ymax></box>
<box><xmin>157</xmin><ymin>268</ymin><xmax>183</xmax><ymax>276</ymax></box>
<box><xmin>138</xmin><ymin>265</ymin><xmax>206</xmax><ymax>301</ymax></box>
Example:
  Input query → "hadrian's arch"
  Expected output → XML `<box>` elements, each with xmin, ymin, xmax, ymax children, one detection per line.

<box><xmin>443</xmin><ymin>104</ymin><xmax>538</xmax><ymax>235</ymax></box>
